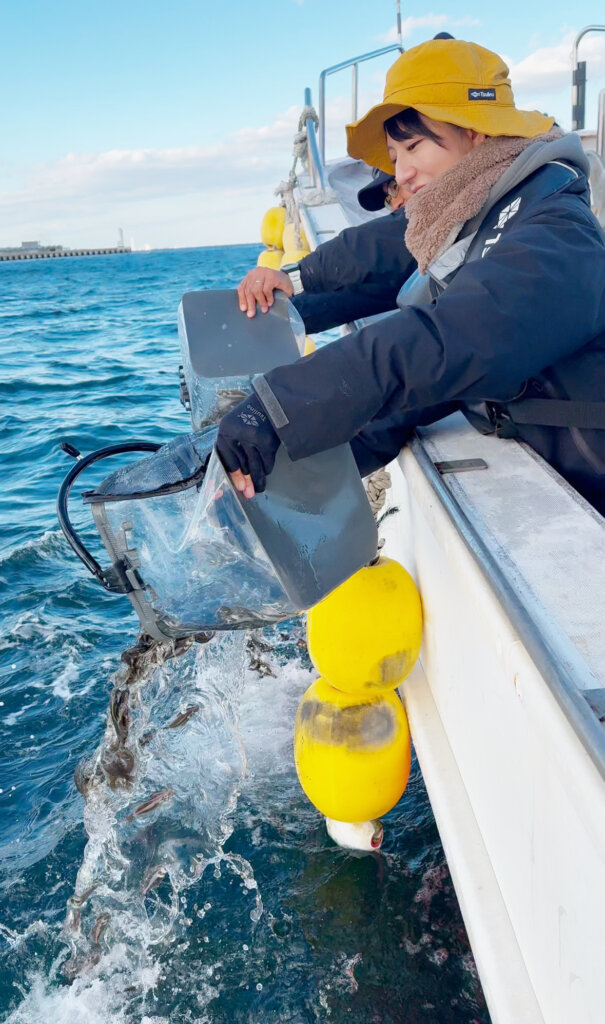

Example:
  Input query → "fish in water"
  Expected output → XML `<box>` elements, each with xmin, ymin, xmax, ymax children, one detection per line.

<box><xmin>90</xmin><ymin>912</ymin><xmax>111</xmax><ymax>945</ymax></box>
<box><xmin>167</xmin><ymin>705</ymin><xmax>200</xmax><ymax>729</ymax></box>
<box><xmin>68</xmin><ymin>882</ymin><xmax>100</xmax><ymax>909</ymax></box>
<box><xmin>126</xmin><ymin>787</ymin><xmax>174</xmax><ymax>823</ymax></box>
<box><xmin>61</xmin><ymin>948</ymin><xmax>101</xmax><ymax>981</ymax></box>
<box><xmin>101</xmin><ymin>745</ymin><xmax>135</xmax><ymax>788</ymax></box>
<box><xmin>110</xmin><ymin>687</ymin><xmax>130</xmax><ymax>744</ymax></box>
<box><xmin>141</xmin><ymin>863</ymin><xmax>169</xmax><ymax>895</ymax></box>
<box><xmin>74</xmin><ymin>754</ymin><xmax>101</xmax><ymax>797</ymax></box>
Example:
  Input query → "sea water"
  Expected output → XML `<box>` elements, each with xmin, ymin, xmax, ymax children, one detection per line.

<box><xmin>0</xmin><ymin>248</ymin><xmax>490</xmax><ymax>1023</ymax></box>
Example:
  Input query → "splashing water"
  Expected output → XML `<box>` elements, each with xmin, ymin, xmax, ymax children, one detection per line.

<box><xmin>1</xmin><ymin>250</ymin><xmax>490</xmax><ymax>1024</ymax></box>
<box><xmin>58</xmin><ymin>630</ymin><xmax>263</xmax><ymax>998</ymax></box>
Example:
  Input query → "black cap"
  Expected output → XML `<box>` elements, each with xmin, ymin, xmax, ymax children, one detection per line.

<box><xmin>357</xmin><ymin>167</ymin><xmax>394</xmax><ymax>211</ymax></box>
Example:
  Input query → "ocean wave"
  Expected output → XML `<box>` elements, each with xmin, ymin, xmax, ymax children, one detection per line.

<box><xmin>0</xmin><ymin>530</ymin><xmax>66</xmax><ymax>569</ymax></box>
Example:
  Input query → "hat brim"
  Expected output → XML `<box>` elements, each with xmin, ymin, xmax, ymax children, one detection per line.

<box><xmin>347</xmin><ymin>100</ymin><xmax>555</xmax><ymax>174</ymax></box>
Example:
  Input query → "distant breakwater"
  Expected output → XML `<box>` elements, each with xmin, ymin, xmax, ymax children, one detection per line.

<box><xmin>0</xmin><ymin>246</ymin><xmax>131</xmax><ymax>261</ymax></box>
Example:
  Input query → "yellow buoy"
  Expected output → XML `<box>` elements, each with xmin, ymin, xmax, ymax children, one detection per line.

<box><xmin>294</xmin><ymin>677</ymin><xmax>411</xmax><ymax>822</ymax></box>
<box><xmin>280</xmin><ymin>249</ymin><xmax>310</xmax><ymax>268</ymax></box>
<box><xmin>257</xmin><ymin>248</ymin><xmax>284</xmax><ymax>270</ymax></box>
<box><xmin>303</xmin><ymin>335</ymin><xmax>316</xmax><ymax>355</ymax></box>
<box><xmin>307</xmin><ymin>557</ymin><xmax>422</xmax><ymax>695</ymax></box>
<box><xmin>260</xmin><ymin>207</ymin><xmax>286</xmax><ymax>250</ymax></box>
<box><xmin>282</xmin><ymin>221</ymin><xmax>309</xmax><ymax>253</ymax></box>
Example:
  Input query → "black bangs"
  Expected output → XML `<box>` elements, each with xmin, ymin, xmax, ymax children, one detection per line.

<box><xmin>383</xmin><ymin>109</ymin><xmax>445</xmax><ymax>146</ymax></box>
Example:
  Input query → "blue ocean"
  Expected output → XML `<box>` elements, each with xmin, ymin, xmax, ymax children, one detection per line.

<box><xmin>0</xmin><ymin>247</ymin><xmax>490</xmax><ymax>1023</ymax></box>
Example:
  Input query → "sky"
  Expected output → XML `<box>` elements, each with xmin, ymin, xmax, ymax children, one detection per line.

<box><xmin>1</xmin><ymin>0</ymin><xmax>604</xmax><ymax>250</ymax></box>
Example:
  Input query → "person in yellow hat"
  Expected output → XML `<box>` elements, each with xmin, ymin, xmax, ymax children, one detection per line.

<box><xmin>218</xmin><ymin>39</ymin><xmax>605</xmax><ymax>515</ymax></box>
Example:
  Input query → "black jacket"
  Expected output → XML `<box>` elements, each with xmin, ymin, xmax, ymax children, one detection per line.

<box><xmin>255</xmin><ymin>137</ymin><xmax>605</xmax><ymax>516</ymax></box>
<box><xmin>291</xmin><ymin>208</ymin><xmax>415</xmax><ymax>332</ymax></box>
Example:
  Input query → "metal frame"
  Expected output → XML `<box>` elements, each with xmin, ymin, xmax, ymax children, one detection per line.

<box><xmin>597</xmin><ymin>89</ymin><xmax>605</xmax><ymax>161</ymax></box>
<box><xmin>318</xmin><ymin>45</ymin><xmax>403</xmax><ymax>166</ymax></box>
<box><xmin>303</xmin><ymin>86</ymin><xmax>325</xmax><ymax>191</ymax></box>
<box><xmin>571</xmin><ymin>25</ymin><xmax>605</xmax><ymax>131</ymax></box>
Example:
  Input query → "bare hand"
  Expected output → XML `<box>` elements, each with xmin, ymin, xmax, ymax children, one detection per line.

<box><xmin>229</xmin><ymin>468</ymin><xmax>256</xmax><ymax>499</ymax></box>
<box><xmin>237</xmin><ymin>268</ymin><xmax>293</xmax><ymax>318</ymax></box>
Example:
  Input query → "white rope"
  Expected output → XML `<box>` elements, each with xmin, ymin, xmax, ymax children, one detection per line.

<box><xmin>274</xmin><ymin>178</ymin><xmax>302</xmax><ymax>248</ymax></box>
<box><xmin>364</xmin><ymin>468</ymin><xmax>392</xmax><ymax>518</ymax></box>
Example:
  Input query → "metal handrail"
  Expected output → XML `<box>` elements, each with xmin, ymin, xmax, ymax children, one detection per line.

<box><xmin>303</xmin><ymin>87</ymin><xmax>326</xmax><ymax>191</ymax></box>
<box><xmin>318</xmin><ymin>45</ymin><xmax>403</xmax><ymax>165</ymax></box>
<box><xmin>597</xmin><ymin>89</ymin><xmax>605</xmax><ymax>160</ymax></box>
<box><xmin>571</xmin><ymin>25</ymin><xmax>605</xmax><ymax>131</ymax></box>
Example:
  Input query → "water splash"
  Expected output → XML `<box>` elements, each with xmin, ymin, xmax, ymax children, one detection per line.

<box><xmin>59</xmin><ymin>629</ymin><xmax>261</xmax><ymax>997</ymax></box>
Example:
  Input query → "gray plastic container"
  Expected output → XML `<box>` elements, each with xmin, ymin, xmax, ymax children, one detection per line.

<box><xmin>83</xmin><ymin>429</ymin><xmax>377</xmax><ymax>640</ymax></box>
<box><xmin>76</xmin><ymin>288</ymin><xmax>378</xmax><ymax>641</ymax></box>
<box><xmin>178</xmin><ymin>289</ymin><xmax>306</xmax><ymax>429</ymax></box>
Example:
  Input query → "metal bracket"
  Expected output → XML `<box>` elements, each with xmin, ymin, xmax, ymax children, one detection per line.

<box><xmin>434</xmin><ymin>458</ymin><xmax>488</xmax><ymax>475</ymax></box>
<box><xmin>178</xmin><ymin>365</ymin><xmax>191</xmax><ymax>411</ymax></box>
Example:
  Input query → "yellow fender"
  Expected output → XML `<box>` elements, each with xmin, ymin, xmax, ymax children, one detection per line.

<box><xmin>260</xmin><ymin>207</ymin><xmax>286</xmax><ymax>250</ymax></box>
<box><xmin>280</xmin><ymin>249</ymin><xmax>310</xmax><ymax>268</ymax></box>
<box><xmin>257</xmin><ymin>249</ymin><xmax>284</xmax><ymax>270</ymax></box>
<box><xmin>307</xmin><ymin>557</ymin><xmax>422</xmax><ymax>694</ymax></box>
<box><xmin>294</xmin><ymin>677</ymin><xmax>411</xmax><ymax>821</ymax></box>
<box><xmin>282</xmin><ymin>221</ymin><xmax>309</xmax><ymax>253</ymax></box>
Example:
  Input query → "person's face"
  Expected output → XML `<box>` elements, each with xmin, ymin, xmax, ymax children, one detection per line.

<box><xmin>383</xmin><ymin>179</ymin><xmax>411</xmax><ymax>210</ymax></box>
<box><xmin>386</xmin><ymin>116</ymin><xmax>485</xmax><ymax>195</ymax></box>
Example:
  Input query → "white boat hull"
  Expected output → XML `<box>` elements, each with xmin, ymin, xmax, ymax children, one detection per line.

<box><xmin>380</xmin><ymin>420</ymin><xmax>605</xmax><ymax>1024</ymax></box>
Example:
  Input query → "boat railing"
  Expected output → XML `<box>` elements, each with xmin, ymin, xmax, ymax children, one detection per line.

<box><xmin>597</xmin><ymin>89</ymin><xmax>605</xmax><ymax>160</ymax></box>
<box><xmin>303</xmin><ymin>87</ymin><xmax>326</xmax><ymax>192</ymax></box>
<box><xmin>571</xmin><ymin>25</ymin><xmax>605</xmax><ymax>143</ymax></box>
<box><xmin>317</xmin><ymin>45</ymin><xmax>403</xmax><ymax>167</ymax></box>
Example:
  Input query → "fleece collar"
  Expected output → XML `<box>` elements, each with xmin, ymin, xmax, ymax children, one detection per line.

<box><xmin>404</xmin><ymin>127</ymin><xmax>571</xmax><ymax>274</ymax></box>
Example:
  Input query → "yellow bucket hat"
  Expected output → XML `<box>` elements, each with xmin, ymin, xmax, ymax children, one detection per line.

<box><xmin>346</xmin><ymin>39</ymin><xmax>555</xmax><ymax>173</ymax></box>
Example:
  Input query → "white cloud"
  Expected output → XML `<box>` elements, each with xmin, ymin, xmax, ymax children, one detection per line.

<box><xmin>506</xmin><ymin>31</ymin><xmax>605</xmax><ymax>95</ymax></box>
<box><xmin>0</xmin><ymin>102</ymin><xmax>348</xmax><ymax>249</ymax></box>
<box><xmin>378</xmin><ymin>14</ymin><xmax>480</xmax><ymax>45</ymax></box>
<box><xmin>4</xmin><ymin>27</ymin><xmax>605</xmax><ymax>250</ymax></box>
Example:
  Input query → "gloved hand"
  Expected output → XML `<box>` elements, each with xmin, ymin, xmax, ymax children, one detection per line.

<box><xmin>216</xmin><ymin>395</ymin><xmax>280</xmax><ymax>495</ymax></box>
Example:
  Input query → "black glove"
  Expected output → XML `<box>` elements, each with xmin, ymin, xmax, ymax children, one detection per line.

<box><xmin>216</xmin><ymin>395</ymin><xmax>280</xmax><ymax>493</ymax></box>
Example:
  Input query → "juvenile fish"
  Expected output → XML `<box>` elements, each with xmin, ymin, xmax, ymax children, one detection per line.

<box><xmin>61</xmin><ymin>949</ymin><xmax>101</xmax><ymax>980</ymax></box>
<box><xmin>110</xmin><ymin>687</ymin><xmax>130</xmax><ymax>744</ymax></box>
<box><xmin>101</xmin><ymin>745</ymin><xmax>135</xmax><ymax>788</ymax></box>
<box><xmin>127</xmin><ymin>787</ymin><xmax>174</xmax><ymax>822</ymax></box>
<box><xmin>74</xmin><ymin>754</ymin><xmax>101</xmax><ymax>797</ymax></box>
<box><xmin>91</xmin><ymin>912</ymin><xmax>111</xmax><ymax>945</ymax></box>
<box><xmin>141</xmin><ymin>863</ymin><xmax>168</xmax><ymax>895</ymax></box>
<box><xmin>167</xmin><ymin>705</ymin><xmax>200</xmax><ymax>729</ymax></box>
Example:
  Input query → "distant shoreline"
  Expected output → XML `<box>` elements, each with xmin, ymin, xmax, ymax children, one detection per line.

<box><xmin>0</xmin><ymin>246</ymin><xmax>131</xmax><ymax>262</ymax></box>
<box><xmin>0</xmin><ymin>242</ymin><xmax>262</xmax><ymax>262</ymax></box>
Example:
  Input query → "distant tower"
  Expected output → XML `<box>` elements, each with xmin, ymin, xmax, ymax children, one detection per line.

<box><xmin>117</xmin><ymin>227</ymin><xmax>125</xmax><ymax>250</ymax></box>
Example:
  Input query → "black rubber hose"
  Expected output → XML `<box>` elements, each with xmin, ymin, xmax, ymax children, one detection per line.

<box><xmin>56</xmin><ymin>441</ymin><xmax>161</xmax><ymax>590</ymax></box>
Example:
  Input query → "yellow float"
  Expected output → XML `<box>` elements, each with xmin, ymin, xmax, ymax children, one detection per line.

<box><xmin>282</xmin><ymin>221</ymin><xmax>309</xmax><ymax>253</ymax></box>
<box><xmin>257</xmin><ymin>249</ymin><xmax>284</xmax><ymax>270</ymax></box>
<box><xmin>260</xmin><ymin>206</ymin><xmax>286</xmax><ymax>250</ymax></box>
<box><xmin>306</xmin><ymin>557</ymin><xmax>422</xmax><ymax>695</ymax></box>
<box><xmin>294</xmin><ymin>676</ymin><xmax>411</xmax><ymax>822</ymax></box>
<box><xmin>303</xmin><ymin>336</ymin><xmax>316</xmax><ymax>355</ymax></box>
<box><xmin>280</xmin><ymin>248</ymin><xmax>310</xmax><ymax>268</ymax></box>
